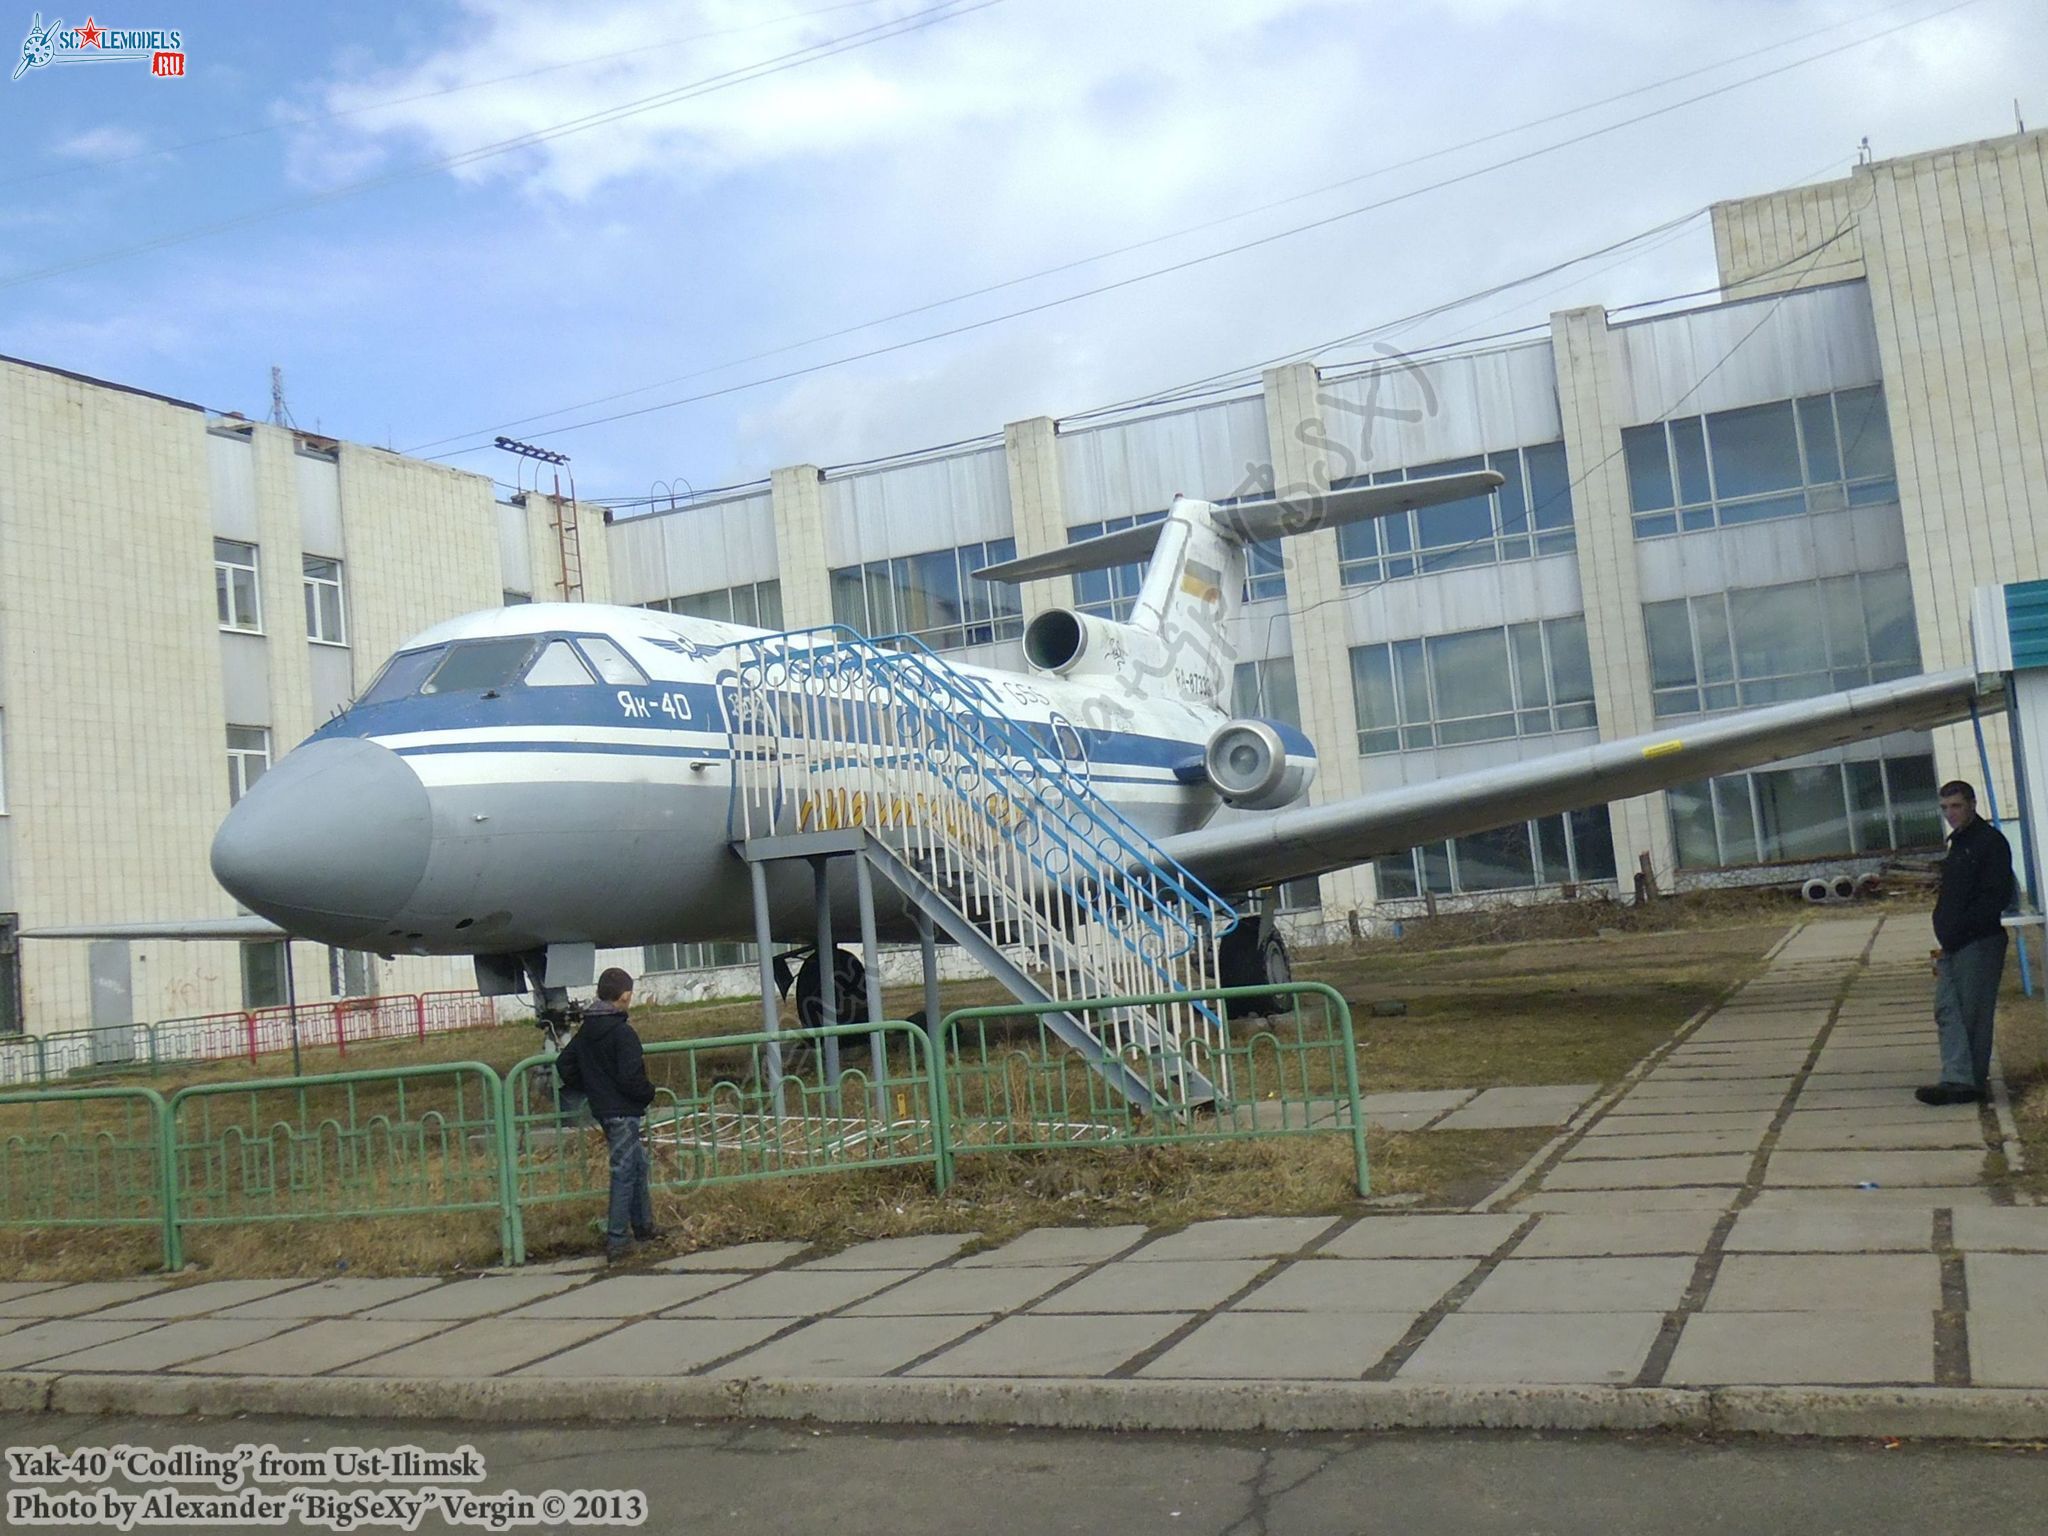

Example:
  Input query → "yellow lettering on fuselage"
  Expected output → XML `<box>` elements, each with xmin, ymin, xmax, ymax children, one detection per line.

<box><xmin>795</xmin><ymin>788</ymin><xmax>1018</xmax><ymax>838</ymax></box>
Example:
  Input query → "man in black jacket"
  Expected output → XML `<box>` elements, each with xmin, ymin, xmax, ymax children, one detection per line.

<box><xmin>1918</xmin><ymin>781</ymin><xmax>2015</xmax><ymax>1106</ymax></box>
<box><xmin>555</xmin><ymin>967</ymin><xmax>661</xmax><ymax>1260</ymax></box>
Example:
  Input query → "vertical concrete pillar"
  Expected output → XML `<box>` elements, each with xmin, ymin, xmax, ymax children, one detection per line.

<box><xmin>1001</xmin><ymin>416</ymin><xmax>1072</xmax><ymax>615</ymax></box>
<box><xmin>770</xmin><ymin>464</ymin><xmax>834</xmax><ymax>629</ymax></box>
<box><xmin>1550</xmin><ymin>306</ymin><xmax>1676</xmax><ymax>883</ymax></box>
<box><xmin>1261</xmin><ymin>362</ymin><xmax>1372</xmax><ymax>919</ymax></box>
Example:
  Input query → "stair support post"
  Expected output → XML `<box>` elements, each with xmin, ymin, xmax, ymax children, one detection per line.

<box><xmin>855</xmin><ymin>855</ymin><xmax>889</xmax><ymax>1125</ymax></box>
<box><xmin>811</xmin><ymin>856</ymin><xmax>843</xmax><ymax>1108</ymax></box>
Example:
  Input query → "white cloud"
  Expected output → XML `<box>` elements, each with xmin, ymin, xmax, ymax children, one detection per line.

<box><xmin>49</xmin><ymin>125</ymin><xmax>149</xmax><ymax>161</ymax></box>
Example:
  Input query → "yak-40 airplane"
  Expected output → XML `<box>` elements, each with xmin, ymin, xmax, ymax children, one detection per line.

<box><xmin>35</xmin><ymin>470</ymin><xmax>2002</xmax><ymax>1085</ymax></box>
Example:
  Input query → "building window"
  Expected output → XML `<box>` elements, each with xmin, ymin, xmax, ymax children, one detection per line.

<box><xmin>1230</xmin><ymin>656</ymin><xmax>1301</xmax><ymax>727</ymax></box>
<box><xmin>1336</xmin><ymin>440</ymin><xmax>1574</xmax><ymax>588</ymax></box>
<box><xmin>1070</xmin><ymin>512</ymin><xmax>1166</xmax><ymax>620</ymax></box>
<box><xmin>241</xmin><ymin>941</ymin><xmax>287</xmax><ymax>1010</ymax></box>
<box><xmin>227</xmin><ymin>726</ymin><xmax>271</xmax><ymax>805</ymax></box>
<box><xmin>1624</xmin><ymin>385</ymin><xmax>1897</xmax><ymax>538</ymax></box>
<box><xmin>503</xmin><ymin>590</ymin><xmax>533</xmax><ymax>606</ymax></box>
<box><xmin>303</xmin><ymin>556</ymin><xmax>346</xmax><ymax>645</ymax></box>
<box><xmin>329</xmin><ymin>948</ymin><xmax>374</xmax><ymax>999</ymax></box>
<box><xmin>829</xmin><ymin>540</ymin><xmax>1022</xmax><ymax>651</ymax></box>
<box><xmin>1668</xmin><ymin>751</ymin><xmax>1942</xmax><ymax>868</ymax></box>
<box><xmin>1643</xmin><ymin>569</ymin><xmax>1920</xmax><ymax>719</ymax></box>
<box><xmin>1349</xmin><ymin>617</ymin><xmax>1595</xmax><ymax>755</ymax></box>
<box><xmin>1276</xmin><ymin>877</ymin><xmax>1321</xmax><ymax>912</ymax></box>
<box><xmin>1375</xmin><ymin>807</ymin><xmax>1618</xmax><ymax>898</ymax></box>
<box><xmin>646</xmin><ymin>579</ymin><xmax>784</xmax><ymax>630</ymax></box>
<box><xmin>644</xmin><ymin>940</ymin><xmax>759</xmax><ymax>974</ymax></box>
<box><xmin>215</xmin><ymin>539</ymin><xmax>262</xmax><ymax>632</ymax></box>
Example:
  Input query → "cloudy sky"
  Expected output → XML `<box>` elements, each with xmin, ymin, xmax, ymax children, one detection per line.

<box><xmin>0</xmin><ymin>0</ymin><xmax>2039</xmax><ymax>503</ymax></box>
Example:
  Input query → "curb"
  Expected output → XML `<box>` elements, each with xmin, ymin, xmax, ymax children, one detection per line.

<box><xmin>18</xmin><ymin>1372</ymin><xmax>2048</xmax><ymax>1442</ymax></box>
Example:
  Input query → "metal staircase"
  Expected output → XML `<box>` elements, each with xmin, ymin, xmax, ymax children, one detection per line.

<box><xmin>720</xmin><ymin>627</ymin><xmax>1238</xmax><ymax>1114</ymax></box>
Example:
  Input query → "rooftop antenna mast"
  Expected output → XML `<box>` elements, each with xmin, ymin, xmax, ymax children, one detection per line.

<box><xmin>268</xmin><ymin>365</ymin><xmax>295</xmax><ymax>428</ymax></box>
<box><xmin>1856</xmin><ymin>135</ymin><xmax>1873</xmax><ymax>166</ymax></box>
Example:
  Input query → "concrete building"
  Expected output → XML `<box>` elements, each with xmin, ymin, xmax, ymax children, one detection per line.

<box><xmin>1</xmin><ymin>128</ymin><xmax>2042</xmax><ymax>1037</ymax></box>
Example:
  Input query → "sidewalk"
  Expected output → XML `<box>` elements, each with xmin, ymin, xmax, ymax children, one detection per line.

<box><xmin>3</xmin><ymin>915</ymin><xmax>2045</xmax><ymax>1440</ymax></box>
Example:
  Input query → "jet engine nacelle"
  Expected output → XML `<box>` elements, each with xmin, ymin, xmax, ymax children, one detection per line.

<box><xmin>1022</xmin><ymin>608</ymin><xmax>1169</xmax><ymax>681</ymax></box>
<box><xmin>1203</xmin><ymin>719</ymin><xmax>1317</xmax><ymax>810</ymax></box>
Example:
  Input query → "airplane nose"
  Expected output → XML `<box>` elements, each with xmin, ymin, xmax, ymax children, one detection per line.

<box><xmin>211</xmin><ymin>737</ymin><xmax>433</xmax><ymax>941</ymax></box>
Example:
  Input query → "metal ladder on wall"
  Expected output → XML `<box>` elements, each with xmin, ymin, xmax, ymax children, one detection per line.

<box><xmin>721</xmin><ymin>627</ymin><xmax>1238</xmax><ymax>1114</ymax></box>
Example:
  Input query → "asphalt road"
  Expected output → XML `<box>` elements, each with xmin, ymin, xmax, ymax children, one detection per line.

<box><xmin>4</xmin><ymin>1413</ymin><xmax>2045</xmax><ymax>1535</ymax></box>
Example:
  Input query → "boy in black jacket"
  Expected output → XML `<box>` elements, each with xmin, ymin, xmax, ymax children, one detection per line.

<box><xmin>555</xmin><ymin>968</ymin><xmax>661</xmax><ymax>1261</ymax></box>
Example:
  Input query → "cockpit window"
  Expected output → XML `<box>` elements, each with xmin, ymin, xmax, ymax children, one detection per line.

<box><xmin>421</xmin><ymin>637</ymin><xmax>541</xmax><ymax>695</ymax></box>
<box><xmin>576</xmin><ymin>636</ymin><xmax>649</xmax><ymax>685</ymax></box>
<box><xmin>525</xmin><ymin>640</ymin><xmax>596</xmax><ymax>687</ymax></box>
<box><xmin>357</xmin><ymin>647</ymin><xmax>445</xmax><ymax>707</ymax></box>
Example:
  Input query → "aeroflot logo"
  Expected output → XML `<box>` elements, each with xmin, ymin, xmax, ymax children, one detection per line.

<box><xmin>13</xmin><ymin>13</ymin><xmax>186</xmax><ymax>80</ymax></box>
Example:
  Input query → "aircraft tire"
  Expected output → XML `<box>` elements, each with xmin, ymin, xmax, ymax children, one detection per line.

<box><xmin>795</xmin><ymin>946</ymin><xmax>869</xmax><ymax>1030</ymax></box>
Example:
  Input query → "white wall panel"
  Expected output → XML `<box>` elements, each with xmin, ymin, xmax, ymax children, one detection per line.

<box><xmin>496</xmin><ymin>502</ymin><xmax>533</xmax><ymax>597</ymax></box>
<box><xmin>607</xmin><ymin>490</ymin><xmax>776</xmax><ymax>606</ymax></box>
<box><xmin>219</xmin><ymin>633</ymin><xmax>269</xmax><ymax>726</ymax></box>
<box><xmin>295</xmin><ymin>452</ymin><xmax>343</xmax><ymax>556</ymax></box>
<box><xmin>1318</xmin><ymin>340</ymin><xmax>1560</xmax><ymax>471</ymax></box>
<box><xmin>1057</xmin><ymin>396</ymin><xmax>1271</xmax><ymax>526</ymax></box>
<box><xmin>821</xmin><ymin>447</ymin><xmax>1012</xmax><ymax>568</ymax></box>
<box><xmin>1357</xmin><ymin>727</ymin><xmax>1604</xmax><ymax>790</ymax></box>
<box><xmin>206</xmin><ymin>431</ymin><xmax>258</xmax><ymax>541</ymax></box>
<box><xmin>1613</xmin><ymin>281</ymin><xmax>1883</xmax><ymax>424</ymax></box>
<box><xmin>1635</xmin><ymin>503</ymin><xmax>1911</xmax><ymax>602</ymax></box>
<box><xmin>1341</xmin><ymin>554</ymin><xmax>1584</xmax><ymax>647</ymax></box>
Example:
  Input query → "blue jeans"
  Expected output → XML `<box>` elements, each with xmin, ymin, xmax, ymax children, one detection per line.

<box><xmin>602</xmin><ymin>1116</ymin><xmax>654</xmax><ymax>1249</ymax></box>
<box><xmin>1935</xmin><ymin>931</ymin><xmax>2007</xmax><ymax>1089</ymax></box>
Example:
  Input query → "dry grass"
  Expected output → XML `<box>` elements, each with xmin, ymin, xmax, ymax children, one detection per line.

<box><xmin>0</xmin><ymin>895</ymin><xmax>1796</xmax><ymax>1282</ymax></box>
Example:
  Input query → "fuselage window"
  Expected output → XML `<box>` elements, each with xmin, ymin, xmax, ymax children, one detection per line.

<box><xmin>526</xmin><ymin>640</ymin><xmax>597</xmax><ymax>687</ymax></box>
<box><xmin>577</xmin><ymin>636</ymin><xmax>650</xmax><ymax>685</ymax></box>
<box><xmin>357</xmin><ymin>647</ymin><xmax>445</xmax><ymax>707</ymax></box>
<box><xmin>422</xmin><ymin>637</ymin><xmax>542</xmax><ymax>695</ymax></box>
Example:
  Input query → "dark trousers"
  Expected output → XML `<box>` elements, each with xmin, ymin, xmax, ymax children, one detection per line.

<box><xmin>602</xmin><ymin>1116</ymin><xmax>654</xmax><ymax>1249</ymax></box>
<box><xmin>1935</xmin><ymin>930</ymin><xmax>2007</xmax><ymax>1089</ymax></box>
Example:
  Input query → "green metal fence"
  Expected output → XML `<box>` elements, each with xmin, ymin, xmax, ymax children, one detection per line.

<box><xmin>502</xmin><ymin>1021</ymin><xmax>947</xmax><ymax>1265</ymax></box>
<box><xmin>0</xmin><ymin>1086</ymin><xmax>176</xmax><ymax>1266</ymax></box>
<box><xmin>166</xmin><ymin>1062</ymin><xmax>514</xmax><ymax>1269</ymax></box>
<box><xmin>937</xmin><ymin>983</ymin><xmax>1368</xmax><ymax>1194</ymax></box>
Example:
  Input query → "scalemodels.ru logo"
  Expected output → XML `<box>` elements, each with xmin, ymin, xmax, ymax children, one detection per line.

<box><xmin>13</xmin><ymin>12</ymin><xmax>185</xmax><ymax>81</ymax></box>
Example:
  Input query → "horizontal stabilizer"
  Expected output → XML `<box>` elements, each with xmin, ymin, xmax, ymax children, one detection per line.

<box><xmin>20</xmin><ymin>916</ymin><xmax>290</xmax><ymax>941</ymax></box>
<box><xmin>973</xmin><ymin>470</ymin><xmax>1505</xmax><ymax>584</ymax></box>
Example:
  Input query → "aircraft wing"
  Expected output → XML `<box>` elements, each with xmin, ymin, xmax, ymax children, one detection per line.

<box><xmin>1154</xmin><ymin>668</ymin><xmax>2001</xmax><ymax>893</ymax></box>
<box><xmin>19</xmin><ymin>916</ymin><xmax>290</xmax><ymax>941</ymax></box>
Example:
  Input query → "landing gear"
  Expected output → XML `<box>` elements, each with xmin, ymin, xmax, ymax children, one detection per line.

<box><xmin>1218</xmin><ymin>899</ymin><xmax>1292</xmax><ymax>1019</ymax></box>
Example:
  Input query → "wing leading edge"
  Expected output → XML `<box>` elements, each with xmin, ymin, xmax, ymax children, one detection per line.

<box><xmin>1154</xmin><ymin>667</ymin><xmax>2003</xmax><ymax>894</ymax></box>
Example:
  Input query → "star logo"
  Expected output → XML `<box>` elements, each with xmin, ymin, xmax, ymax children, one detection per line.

<box><xmin>75</xmin><ymin>15</ymin><xmax>101</xmax><ymax>47</ymax></box>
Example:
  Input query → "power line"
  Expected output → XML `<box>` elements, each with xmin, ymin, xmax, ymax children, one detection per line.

<box><xmin>413</xmin><ymin>0</ymin><xmax>1986</xmax><ymax>461</ymax></box>
<box><xmin>0</xmin><ymin>0</ymin><xmax>1000</xmax><ymax>294</ymax></box>
<box><xmin>0</xmin><ymin>0</ymin><xmax>898</xmax><ymax>190</ymax></box>
<box><xmin>396</xmin><ymin>0</ymin><xmax>1956</xmax><ymax>453</ymax></box>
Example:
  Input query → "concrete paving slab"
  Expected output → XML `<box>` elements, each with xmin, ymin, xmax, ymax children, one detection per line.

<box><xmin>516</xmin><ymin>1317</ymin><xmax>788</xmax><ymax>1377</ymax></box>
<box><xmin>1232</xmin><ymin>1258</ymin><xmax>1475</xmax><ymax>1313</ymax></box>
<box><xmin>1724</xmin><ymin>1207</ymin><xmax>1933</xmax><ymax>1252</ymax></box>
<box><xmin>665</xmin><ymin>1269</ymin><xmax>917</xmax><ymax>1318</ymax></box>
<box><xmin>1131</xmin><ymin>1216</ymin><xmax>1339</xmax><ymax>1262</ymax></box>
<box><xmin>173</xmin><ymin>1319</ymin><xmax>445</xmax><ymax>1376</ymax></box>
<box><xmin>1539</xmin><ymin>1155</ymin><xmax>1753</xmax><ymax>1191</ymax></box>
<box><xmin>953</xmin><ymin>1226</ymin><xmax>1145</xmax><ymax>1268</ymax></box>
<box><xmin>1962</xmin><ymin>1254</ymin><xmax>2048</xmax><ymax>1314</ymax></box>
<box><xmin>1562</xmin><ymin>1131</ymin><xmax>1765</xmax><ymax>1159</ymax></box>
<box><xmin>1795</xmin><ymin>1088</ymin><xmax>1960</xmax><ymax>1112</ymax></box>
<box><xmin>504</xmin><ymin>1274</ymin><xmax>742</xmax><ymax>1318</ymax></box>
<box><xmin>1367</xmin><ymin>1110</ymin><xmax>1455</xmax><ymax>1132</ymax></box>
<box><xmin>844</xmin><ymin>1266</ymin><xmax>1084</xmax><ymax>1316</ymax></box>
<box><xmin>0</xmin><ymin>1281</ymin><xmax>169</xmax><ymax>1319</ymax></box>
<box><xmin>217</xmin><ymin>1278</ymin><xmax>441</xmax><ymax>1318</ymax></box>
<box><xmin>1317</xmin><ymin>1214</ymin><xmax>1521</xmax><ymax>1259</ymax></box>
<box><xmin>655</xmin><ymin>1241</ymin><xmax>810</xmax><ymax>1272</ymax></box>
<box><xmin>1360</xmin><ymin>1090</ymin><xmax>1474</xmax><ymax>1116</ymax></box>
<box><xmin>1462</xmin><ymin>1256</ymin><xmax>1694</xmax><ymax>1313</ymax></box>
<box><xmin>0</xmin><ymin>1283</ymin><xmax>62</xmax><ymax>1304</ymax></box>
<box><xmin>802</xmin><ymin>1234</ymin><xmax>976</xmax><ymax>1269</ymax></box>
<box><xmin>1586</xmin><ymin>1111</ymin><xmax>1775</xmax><ymax>1136</ymax></box>
<box><xmin>1774</xmin><ymin>1121</ymin><xmax>1986</xmax><ymax>1151</ymax></box>
<box><xmin>1397</xmin><ymin>1311</ymin><xmax>1665</xmax><ymax>1384</ymax></box>
<box><xmin>96</xmin><ymin>1280</ymin><xmax>312</xmax><ymax>1320</ymax></box>
<box><xmin>1433</xmin><ymin>1085</ymin><xmax>1597</xmax><ymax>1131</ymax></box>
<box><xmin>34</xmin><ymin>1318</ymin><xmax>297</xmax><ymax>1373</ymax></box>
<box><xmin>0</xmin><ymin>1319</ymin><xmax>160</xmax><ymax>1370</ymax></box>
<box><xmin>1515</xmin><ymin>1212</ymin><xmax>1721</xmax><ymax>1258</ymax></box>
<box><xmin>360</xmin><ymin>1275</ymin><xmax>586</xmax><ymax>1320</ymax></box>
<box><xmin>1746</xmin><ymin>1186</ymin><xmax>1998</xmax><ymax>1210</ymax></box>
<box><xmin>339</xmin><ymin>1319</ymin><xmax>617</xmax><ymax>1377</ymax></box>
<box><xmin>1965</xmin><ymin>1312</ymin><xmax>2048</xmax><ymax>1387</ymax></box>
<box><xmin>911</xmin><ymin>1312</ymin><xmax>1192</xmax><ymax>1376</ymax></box>
<box><xmin>1779</xmin><ymin>1102</ymin><xmax>1980</xmax><ymax>1129</ymax></box>
<box><xmin>1513</xmin><ymin>1189</ymin><xmax>1738</xmax><ymax>1215</ymax></box>
<box><xmin>1664</xmin><ymin>1311</ymin><xmax>1935</xmax><ymax>1385</ymax></box>
<box><xmin>1031</xmin><ymin>1259</ymin><xmax>1269</xmax><ymax>1314</ymax></box>
<box><xmin>1140</xmin><ymin>1311</ymin><xmax>1415</xmax><ymax>1380</ymax></box>
<box><xmin>1611</xmin><ymin>1091</ymin><xmax>1786</xmax><ymax>1114</ymax></box>
<box><xmin>1646</xmin><ymin>1064</ymin><xmax>1801</xmax><ymax>1083</ymax></box>
<box><xmin>711</xmin><ymin>1314</ymin><xmax>994</xmax><ymax>1378</ymax></box>
<box><xmin>1953</xmin><ymin>1209</ymin><xmax>2048</xmax><ymax>1251</ymax></box>
<box><xmin>1763</xmin><ymin>1150</ymin><xmax>1987</xmax><ymax>1188</ymax></box>
<box><xmin>1801</xmin><ymin>1071</ymin><xmax>1932</xmax><ymax>1092</ymax></box>
<box><xmin>1706</xmin><ymin>1253</ymin><xmax>1942</xmax><ymax>1312</ymax></box>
